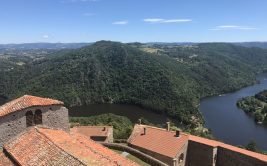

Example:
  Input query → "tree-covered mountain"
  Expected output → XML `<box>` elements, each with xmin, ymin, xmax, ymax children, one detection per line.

<box><xmin>237</xmin><ymin>90</ymin><xmax>267</xmax><ymax>123</ymax></box>
<box><xmin>1</xmin><ymin>41</ymin><xmax>267</xmax><ymax>129</ymax></box>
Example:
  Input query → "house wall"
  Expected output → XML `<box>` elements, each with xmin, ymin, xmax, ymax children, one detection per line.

<box><xmin>216</xmin><ymin>147</ymin><xmax>267</xmax><ymax>166</ymax></box>
<box><xmin>173</xmin><ymin>141</ymin><xmax>188</xmax><ymax>166</ymax></box>
<box><xmin>185</xmin><ymin>140</ymin><xmax>217</xmax><ymax>166</ymax></box>
<box><xmin>0</xmin><ymin>105</ymin><xmax>69</xmax><ymax>147</ymax></box>
<box><xmin>129</xmin><ymin>142</ymin><xmax>188</xmax><ymax>166</ymax></box>
<box><xmin>106</xmin><ymin>127</ymin><xmax>114</xmax><ymax>143</ymax></box>
<box><xmin>129</xmin><ymin>144</ymin><xmax>174</xmax><ymax>165</ymax></box>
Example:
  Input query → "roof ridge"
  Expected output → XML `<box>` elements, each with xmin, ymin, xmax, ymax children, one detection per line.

<box><xmin>0</xmin><ymin>95</ymin><xmax>64</xmax><ymax>117</ymax></box>
<box><xmin>137</xmin><ymin>124</ymin><xmax>188</xmax><ymax>136</ymax></box>
<box><xmin>35</xmin><ymin>127</ymin><xmax>88</xmax><ymax>166</ymax></box>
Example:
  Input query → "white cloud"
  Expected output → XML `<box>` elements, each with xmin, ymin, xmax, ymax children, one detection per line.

<box><xmin>42</xmin><ymin>35</ymin><xmax>49</xmax><ymax>39</ymax></box>
<box><xmin>112</xmin><ymin>21</ymin><xmax>128</xmax><ymax>25</ymax></box>
<box><xmin>162</xmin><ymin>19</ymin><xmax>192</xmax><ymax>23</ymax></box>
<box><xmin>144</xmin><ymin>18</ymin><xmax>192</xmax><ymax>24</ymax></box>
<box><xmin>143</xmin><ymin>18</ymin><xmax>164</xmax><ymax>23</ymax></box>
<box><xmin>210</xmin><ymin>25</ymin><xmax>259</xmax><ymax>31</ymax></box>
<box><xmin>217</xmin><ymin>25</ymin><xmax>240</xmax><ymax>28</ymax></box>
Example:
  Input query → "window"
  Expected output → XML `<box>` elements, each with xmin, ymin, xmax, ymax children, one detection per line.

<box><xmin>26</xmin><ymin>111</ymin><xmax>34</xmax><ymax>127</ymax></box>
<box><xmin>34</xmin><ymin>110</ymin><xmax>42</xmax><ymax>125</ymax></box>
<box><xmin>179</xmin><ymin>153</ymin><xmax>184</xmax><ymax>163</ymax></box>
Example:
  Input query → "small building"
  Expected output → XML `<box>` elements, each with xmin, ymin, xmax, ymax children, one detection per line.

<box><xmin>128</xmin><ymin>124</ymin><xmax>188</xmax><ymax>166</ymax></box>
<box><xmin>71</xmin><ymin>126</ymin><xmax>113</xmax><ymax>143</ymax></box>
<box><xmin>128</xmin><ymin>124</ymin><xmax>267</xmax><ymax>166</ymax></box>
<box><xmin>0</xmin><ymin>95</ymin><xmax>138</xmax><ymax>166</ymax></box>
<box><xmin>0</xmin><ymin>95</ymin><xmax>69</xmax><ymax>147</ymax></box>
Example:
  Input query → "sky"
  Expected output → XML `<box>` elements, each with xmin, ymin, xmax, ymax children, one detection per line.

<box><xmin>0</xmin><ymin>0</ymin><xmax>266</xmax><ymax>43</ymax></box>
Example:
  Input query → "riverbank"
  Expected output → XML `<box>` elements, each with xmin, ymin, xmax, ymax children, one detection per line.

<box><xmin>237</xmin><ymin>91</ymin><xmax>267</xmax><ymax>124</ymax></box>
<box><xmin>199</xmin><ymin>73</ymin><xmax>267</xmax><ymax>151</ymax></box>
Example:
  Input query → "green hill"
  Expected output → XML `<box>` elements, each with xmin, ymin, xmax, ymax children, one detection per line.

<box><xmin>237</xmin><ymin>90</ymin><xmax>267</xmax><ymax>123</ymax></box>
<box><xmin>1</xmin><ymin>41</ymin><xmax>267</xmax><ymax>129</ymax></box>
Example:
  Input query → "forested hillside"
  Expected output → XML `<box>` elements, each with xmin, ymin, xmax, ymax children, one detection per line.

<box><xmin>1</xmin><ymin>41</ymin><xmax>267</xmax><ymax>128</ymax></box>
<box><xmin>237</xmin><ymin>90</ymin><xmax>267</xmax><ymax>123</ymax></box>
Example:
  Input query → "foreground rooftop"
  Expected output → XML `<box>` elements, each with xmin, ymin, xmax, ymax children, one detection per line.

<box><xmin>0</xmin><ymin>126</ymin><xmax>138</xmax><ymax>166</ymax></box>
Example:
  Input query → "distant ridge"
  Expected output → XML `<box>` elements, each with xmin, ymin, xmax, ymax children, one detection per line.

<box><xmin>233</xmin><ymin>42</ymin><xmax>267</xmax><ymax>49</ymax></box>
<box><xmin>0</xmin><ymin>42</ymin><xmax>91</xmax><ymax>50</ymax></box>
<box><xmin>1</xmin><ymin>42</ymin><xmax>267</xmax><ymax>50</ymax></box>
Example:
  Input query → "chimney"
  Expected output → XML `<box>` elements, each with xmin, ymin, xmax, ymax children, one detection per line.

<box><xmin>138</xmin><ymin>119</ymin><xmax>142</xmax><ymax>125</ymax></box>
<box><xmin>166</xmin><ymin>122</ymin><xmax>170</xmax><ymax>131</ymax></box>
<box><xmin>143</xmin><ymin>128</ymin><xmax>147</xmax><ymax>135</ymax></box>
<box><xmin>103</xmin><ymin>127</ymin><xmax>106</xmax><ymax>131</ymax></box>
<box><xmin>175</xmin><ymin>130</ymin><xmax>180</xmax><ymax>137</ymax></box>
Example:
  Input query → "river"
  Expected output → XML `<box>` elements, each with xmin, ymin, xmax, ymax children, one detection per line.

<box><xmin>70</xmin><ymin>104</ymin><xmax>175</xmax><ymax>127</ymax></box>
<box><xmin>69</xmin><ymin>73</ymin><xmax>267</xmax><ymax>151</ymax></box>
<box><xmin>200</xmin><ymin>73</ymin><xmax>267</xmax><ymax>151</ymax></box>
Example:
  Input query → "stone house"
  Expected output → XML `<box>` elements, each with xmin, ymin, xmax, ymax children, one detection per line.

<box><xmin>0</xmin><ymin>95</ymin><xmax>138</xmax><ymax>166</ymax></box>
<box><xmin>128</xmin><ymin>124</ymin><xmax>188</xmax><ymax>166</ymax></box>
<box><xmin>0</xmin><ymin>95</ymin><xmax>69</xmax><ymax>147</ymax></box>
<box><xmin>128</xmin><ymin>124</ymin><xmax>267</xmax><ymax>166</ymax></box>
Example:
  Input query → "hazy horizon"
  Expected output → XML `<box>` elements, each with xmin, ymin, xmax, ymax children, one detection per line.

<box><xmin>1</xmin><ymin>40</ymin><xmax>267</xmax><ymax>45</ymax></box>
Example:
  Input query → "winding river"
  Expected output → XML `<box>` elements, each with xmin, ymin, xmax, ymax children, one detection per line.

<box><xmin>200</xmin><ymin>73</ymin><xmax>267</xmax><ymax>151</ymax></box>
<box><xmin>1</xmin><ymin>75</ymin><xmax>266</xmax><ymax>150</ymax></box>
<box><xmin>68</xmin><ymin>73</ymin><xmax>267</xmax><ymax>151</ymax></box>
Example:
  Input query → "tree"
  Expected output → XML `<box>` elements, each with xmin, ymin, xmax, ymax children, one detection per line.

<box><xmin>245</xmin><ymin>140</ymin><xmax>257</xmax><ymax>152</ymax></box>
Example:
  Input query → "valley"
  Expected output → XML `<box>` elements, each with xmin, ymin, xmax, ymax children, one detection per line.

<box><xmin>1</xmin><ymin>41</ymin><xmax>267</xmax><ymax>141</ymax></box>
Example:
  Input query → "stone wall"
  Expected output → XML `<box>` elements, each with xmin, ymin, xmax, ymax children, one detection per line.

<box><xmin>0</xmin><ymin>105</ymin><xmax>69</xmax><ymax>147</ymax></box>
<box><xmin>129</xmin><ymin>143</ymin><xmax>188</xmax><ymax>166</ymax></box>
<box><xmin>106</xmin><ymin>127</ymin><xmax>113</xmax><ymax>143</ymax></box>
<box><xmin>185</xmin><ymin>140</ymin><xmax>217</xmax><ymax>166</ymax></box>
<box><xmin>173</xmin><ymin>141</ymin><xmax>188</xmax><ymax>166</ymax></box>
<box><xmin>102</xmin><ymin>143</ymin><xmax>168</xmax><ymax>166</ymax></box>
<box><xmin>216</xmin><ymin>147</ymin><xmax>267</xmax><ymax>166</ymax></box>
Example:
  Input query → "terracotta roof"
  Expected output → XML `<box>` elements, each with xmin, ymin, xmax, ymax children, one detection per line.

<box><xmin>189</xmin><ymin>135</ymin><xmax>267</xmax><ymax>163</ymax></box>
<box><xmin>0</xmin><ymin>151</ymin><xmax>14</xmax><ymax>166</ymax></box>
<box><xmin>71</xmin><ymin>126</ymin><xmax>112</xmax><ymax>137</ymax></box>
<box><xmin>0</xmin><ymin>95</ymin><xmax>63</xmax><ymax>117</ymax></box>
<box><xmin>128</xmin><ymin>124</ymin><xmax>267</xmax><ymax>163</ymax></box>
<box><xmin>127</xmin><ymin>124</ymin><xmax>188</xmax><ymax>158</ymax></box>
<box><xmin>4</xmin><ymin>127</ymin><xmax>85</xmax><ymax>166</ymax></box>
<box><xmin>3</xmin><ymin>127</ymin><xmax>139</xmax><ymax>166</ymax></box>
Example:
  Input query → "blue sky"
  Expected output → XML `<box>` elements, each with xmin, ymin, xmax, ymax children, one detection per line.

<box><xmin>0</xmin><ymin>0</ymin><xmax>266</xmax><ymax>43</ymax></box>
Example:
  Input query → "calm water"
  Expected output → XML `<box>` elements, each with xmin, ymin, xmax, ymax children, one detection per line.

<box><xmin>0</xmin><ymin>96</ymin><xmax>7</xmax><ymax>106</ymax></box>
<box><xmin>200</xmin><ymin>73</ymin><xmax>267</xmax><ymax>150</ymax></box>
<box><xmin>70</xmin><ymin>104</ymin><xmax>174</xmax><ymax>127</ymax></box>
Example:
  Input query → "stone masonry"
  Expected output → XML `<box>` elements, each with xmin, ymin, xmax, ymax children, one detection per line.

<box><xmin>0</xmin><ymin>105</ymin><xmax>69</xmax><ymax>147</ymax></box>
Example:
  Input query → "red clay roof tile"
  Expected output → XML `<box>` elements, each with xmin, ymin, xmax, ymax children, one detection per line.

<box><xmin>128</xmin><ymin>124</ymin><xmax>188</xmax><ymax>158</ymax></box>
<box><xmin>128</xmin><ymin>125</ymin><xmax>267</xmax><ymax>162</ymax></box>
<box><xmin>0</xmin><ymin>151</ymin><xmax>14</xmax><ymax>166</ymax></box>
<box><xmin>4</xmin><ymin>127</ymin><xmax>139</xmax><ymax>166</ymax></box>
<box><xmin>0</xmin><ymin>95</ymin><xmax>63</xmax><ymax>117</ymax></box>
<box><xmin>4</xmin><ymin>127</ymin><xmax>85</xmax><ymax>166</ymax></box>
